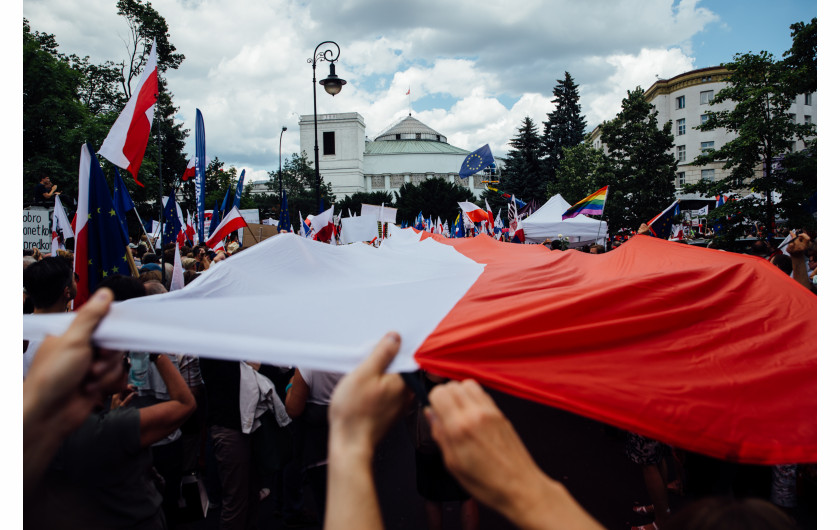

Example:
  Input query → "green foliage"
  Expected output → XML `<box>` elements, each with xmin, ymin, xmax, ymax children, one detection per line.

<box><xmin>498</xmin><ymin>116</ymin><xmax>545</xmax><ymax>204</ymax></box>
<box><xmin>23</xmin><ymin>19</ymin><xmax>88</xmax><ymax>203</ymax></box>
<box><xmin>265</xmin><ymin>152</ymin><xmax>335</xmax><ymax>220</ymax></box>
<box><xmin>334</xmin><ymin>191</ymin><xmax>395</xmax><ymax>217</ymax></box>
<box><xmin>783</xmin><ymin>18</ymin><xmax>816</xmax><ymax>95</ymax></box>
<box><xmin>394</xmin><ymin>178</ymin><xmax>475</xmax><ymax>225</ymax></box>
<box><xmin>542</xmin><ymin>72</ymin><xmax>587</xmax><ymax>174</ymax></box>
<box><xmin>687</xmin><ymin>46</ymin><xmax>816</xmax><ymax>235</ymax></box>
<box><xmin>547</xmin><ymin>143</ymin><xmax>614</xmax><ymax>204</ymax></box>
<box><xmin>599</xmin><ymin>87</ymin><xmax>677</xmax><ymax>232</ymax></box>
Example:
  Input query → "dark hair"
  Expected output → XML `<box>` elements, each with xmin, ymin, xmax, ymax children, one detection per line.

<box><xmin>664</xmin><ymin>497</ymin><xmax>796</xmax><ymax>530</ymax></box>
<box><xmin>750</xmin><ymin>240</ymin><xmax>771</xmax><ymax>256</ymax></box>
<box><xmin>771</xmin><ymin>254</ymin><xmax>792</xmax><ymax>276</ymax></box>
<box><xmin>23</xmin><ymin>257</ymin><xmax>73</xmax><ymax>309</ymax></box>
<box><xmin>23</xmin><ymin>248</ymin><xmax>35</xmax><ymax>257</ymax></box>
<box><xmin>163</xmin><ymin>248</ymin><xmax>176</xmax><ymax>265</ymax></box>
<box><xmin>141</xmin><ymin>252</ymin><xmax>159</xmax><ymax>265</ymax></box>
<box><xmin>96</xmin><ymin>274</ymin><xmax>146</xmax><ymax>301</ymax></box>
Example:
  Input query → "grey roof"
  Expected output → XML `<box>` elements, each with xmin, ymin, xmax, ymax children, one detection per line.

<box><xmin>365</xmin><ymin>140</ymin><xmax>469</xmax><ymax>155</ymax></box>
<box><xmin>374</xmin><ymin>115</ymin><xmax>447</xmax><ymax>143</ymax></box>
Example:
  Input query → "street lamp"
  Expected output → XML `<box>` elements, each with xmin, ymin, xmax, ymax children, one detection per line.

<box><xmin>308</xmin><ymin>41</ymin><xmax>346</xmax><ymax>213</ymax></box>
<box><xmin>278</xmin><ymin>125</ymin><xmax>288</xmax><ymax>194</ymax></box>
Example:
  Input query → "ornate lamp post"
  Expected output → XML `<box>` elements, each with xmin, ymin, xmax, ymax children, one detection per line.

<box><xmin>308</xmin><ymin>41</ymin><xmax>346</xmax><ymax>213</ymax></box>
<box><xmin>278</xmin><ymin>125</ymin><xmax>288</xmax><ymax>194</ymax></box>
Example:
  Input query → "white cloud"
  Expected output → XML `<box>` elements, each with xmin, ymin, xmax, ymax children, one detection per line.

<box><xmin>24</xmin><ymin>0</ymin><xmax>720</xmax><ymax>175</ymax></box>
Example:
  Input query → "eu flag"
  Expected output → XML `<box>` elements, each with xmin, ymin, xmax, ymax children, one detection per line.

<box><xmin>277</xmin><ymin>190</ymin><xmax>292</xmax><ymax>232</ymax></box>
<box><xmin>233</xmin><ymin>169</ymin><xmax>246</xmax><ymax>209</ymax></box>
<box><xmin>113</xmin><ymin>166</ymin><xmax>134</xmax><ymax>243</ymax></box>
<box><xmin>86</xmin><ymin>144</ymin><xmax>131</xmax><ymax>288</ymax></box>
<box><xmin>647</xmin><ymin>200</ymin><xmax>681</xmax><ymax>239</ymax></box>
<box><xmin>452</xmin><ymin>212</ymin><xmax>465</xmax><ymax>238</ymax></box>
<box><xmin>162</xmin><ymin>189</ymin><xmax>183</xmax><ymax>246</ymax></box>
<box><xmin>220</xmin><ymin>187</ymin><xmax>231</xmax><ymax>218</ymax></box>
<box><xmin>458</xmin><ymin>144</ymin><xmax>494</xmax><ymax>179</ymax></box>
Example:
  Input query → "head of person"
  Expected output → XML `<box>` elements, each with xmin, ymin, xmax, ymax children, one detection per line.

<box><xmin>39</xmin><ymin>175</ymin><xmax>51</xmax><ymax>186</ymax></box>
<box><xmin>23</xmin><ymin>257</ymin><xmax>76</xmax><ymax>311</ymax></box>
<box><xmin>141</xmin><ymin>252</ymin><xmax>159</xmax><ymax>265</ymax></box>
<box><xmin>770</xmin><ymin>254</ymin><xmax>792</xmax><ymax>275</ymax></box>
<box><xmin>750</xmin><ymin>240</ymin><xmax>771</xmax><ymax>257</ymax></box>
<box><xmin>143</xmin><ymin>280</ymin><xmax>168</xmax><ymax>296</ymax></box>
<box><xmin>138</xmin><ymin>270</ymin><xmax>163</xmax><ymax>284</ymax></box>
<box><xmin>590</xmin><ymin>244</ymin><xmax>605</xmax><ymax>254</ymax></box>
<box><xmin>96</xmin><ymin>274</ymin><xmax>146</xmax><ymax>302</ymax></box>
<box><xmin>163</xmin><ymin>248</ymin><xmax>176</xmax><ymax>266</ymax></box>
<box><xmin>807</xmin><ymin>252</ymin><xmax>816</xmax><ymax>270</ymax></box>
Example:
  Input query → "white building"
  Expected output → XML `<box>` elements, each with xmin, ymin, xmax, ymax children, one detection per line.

<box><xmin>299</xmin><ymin>113</ymin><xmax>488</xmax><ymax>200</ymax></box>
<box><xmin>591</xmin><ymin>66</ymin><xmax>816</xmax><ymax>196</ymax></box>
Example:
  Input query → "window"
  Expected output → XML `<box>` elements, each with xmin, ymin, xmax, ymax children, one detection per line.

<box><xmin>701</xmin><ymin>114</ymin><xmax>710</xmax><ymax>125</ymax></box>
<box><xmin>676</xmin><ymin>96</ymin><xmax>685</xmax><ymax>109</ymax></box>
<box><xmin>416</xmin><ymin>133</ymin><xmax>422</xmax><ymax>140</ymax></box>
<box><xmin>700</xmin><ymin>90</ymin><xmax>714</xmax><ymax>104</ymax></box>
<box><xmin>395</xmin><ymin>134</ymin><xmax>401</xmax><ymax>140</ymax></box>
<box><xmin>677</xmin><ymin>145</ymin><xmax>686</xmax><ymax>162</ymax></box>
<box><xmin>805</xmin><ymin>93</ymin><xmax>812</xmax><ymax>105</ymax></box>
<box><xmin>322</xmin><ymin>131</ymin><xmax>336</xmax><ymax>155</ymax></box>
<box><xmin>701</xmin><ymin>169</ymin><xmax>715</xmax><ymax>182</ymax></box>
<box><xmin>676</xmin><ymin>118</ymin><xmax>686</xmax><ymax>135</ymax></box>
<box><xmin>804</xmin><ymin>115</ymin><xmax>812</xmax><ymax>125</ymax></box>
<box><xmin>701</xmin><ymin>141</ymin><xmax>714</xmax><ymax>153</ymax></box>
<box><xmin>787</xmin><ymin>113</ymin><xmax>796</xmax><ymax>123</ymax></box>
<box><xmin>676</xmin><ymin>171</ymin><xmax>686</xmax><ymax>189</ymax></box>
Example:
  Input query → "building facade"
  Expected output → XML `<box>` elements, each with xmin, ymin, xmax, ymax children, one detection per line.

<box><xmin>590</xmin><ymin>66</ymin><xmax>817</xmax><ymax>196</ymax></box>
<box><xmin>299</xmin><ymin>113</ymin><xmax>487</xmax><ymax>200</ymax></box>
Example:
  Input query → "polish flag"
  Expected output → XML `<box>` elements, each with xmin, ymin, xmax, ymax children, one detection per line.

<box><xmin>26</xmin><ymin>233</ymin><xmax>816</xmax><ymax>465</ymax></box>
<box><xmin>185</xmin><ymin>211</ymin><xmax>196</xmax><ymax>244</ymax></box>
<box><xmin>458</xmin><ymin>201</ymin><xmax>490</xmax><ymax>225</ymax></box>
<box><xmin>309</xmin><ymin>206</ymin><xmax>335</xmax><ymax>243</ymax></box>
<box><xmin>206</xmin><ymin>206</ymin><xmax>248</xmax><ymax>250</ymax></box>
<box><xmin>182</xmin><ymin>157</ymin><xmax>196</xmax><ymax>181</ymax></box>
<box><xmin>170</xmin><ymin>242</ymin><xmax>185</xmax><ymax>291</ymax></box>
<box><xmin>51</xmin><ymin>194</ymin><xmax>74</xmax><ymax>256</ymax></box>
<box><xmin>98</xmin><ymin>40</ymin><xmax>158</xmax><ymax>186</ymax></box>
<box><xmin>73</xmin><ymin>145</ymin><xmax>92</xmax><ymax>308</ymax></box>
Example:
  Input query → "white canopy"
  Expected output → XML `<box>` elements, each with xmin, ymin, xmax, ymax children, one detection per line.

<box><xmin>520</xmin><ymin>194</ymin><xmax>607</xmax><ymax>245</ymax></box>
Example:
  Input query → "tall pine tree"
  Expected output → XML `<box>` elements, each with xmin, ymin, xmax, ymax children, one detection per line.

<box><xmin>542</xmin><ymin>72</ymin><xmax>587</xmax><ymax>184</ymax></box>
<box><xmin>600</xmin><ymin>87</ymin><xmax>676</xmax><ymax>233</ymax></box>
<box><xmin>499</xmin><ymin>116</ymin><xmax>545</xmax><ymax>204</ymax></box>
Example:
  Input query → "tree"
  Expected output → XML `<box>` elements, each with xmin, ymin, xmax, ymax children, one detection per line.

<box><xmin>542</xmin><ymin>72</ymin><xmax>587</xmax><ymax>177</ymax></box>
<box><xmin>394</xmin><ymin>178</ymin><xmax>475</xmax><ymax>225</ymax></box>
<box><xmin>599</xmin><ymin>87</ymin><xmax>677</xmax><ymax>232</ymax></box>
<box><xmin>783</xmin><ymin>18</ymin><xmax>816</xmax><ymax>95</ymax></box>
<box><xmin>23</xmin><ymin>19</ymin><xmax>89</xmax><ymax>204</ymax></box>
<box><xmin>687</xmin><ymin>48</ymin><xmax>815</xmax><ymax>241</ymax></box>
<box><xmin>334</xmin><ymin>191</ymin><xmax>395</xmax><ymax>217</ymax></box>
<box><xmin>275</xmin><ymin>152</ymin><xmax>335</xmax><ymax>219</ymax></box>
<box><xmin>547</xmin><ymin>143</ymin><xmax>614</xmax><ymax>205</ymax></box>
<box><xmin>498</xmin><ymin>116</ymin><xmax>545</xmax><ymax>204</ymax></box>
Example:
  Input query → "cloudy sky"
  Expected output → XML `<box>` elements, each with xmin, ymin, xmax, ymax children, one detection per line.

<box><xmin>23</xmin><ymin>0</ymin><xmax>816</xmax><ymax>183</ymax></box>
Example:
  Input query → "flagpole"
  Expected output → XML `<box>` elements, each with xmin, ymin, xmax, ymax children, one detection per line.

<box><xmin>154</xmin><ymin>86</ymin><xmax>166</xmax><ymax>287</ymax></box>
<box><xmin>133</xmin><ymin>207</ymin><xmax>157</xmax><ymax>256</ymax></box>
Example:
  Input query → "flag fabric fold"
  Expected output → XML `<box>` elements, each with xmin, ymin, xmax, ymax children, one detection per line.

<box><xmin>195</xmin><ymin>109</ymin><xmax>207</xmax><ymax>243</ymax></box>
<box><xmin>182</xmin><ymin>157</ymin><xmax>196</xmax><ymax>181</ymax></box>
<box><xmin>562</xmin><ymin>185</ymin><xmax>609</xmax><ymax>220</ymax></box>
<box><xmin>74</xmin><ymin>144</ymin><xmax>132</xmax><ymax>307</ymax></box>
<box><xmin>51</xmin><ymin>195</ymin><xmax>74</xmax><ymax>256</ymax></box>
<box><xmin>206</xmin><ymin>206</ymin><xmax>248</xmax><ymax>250</ymax></box>
<box><xmin>98</xmin><ymin>40</ymin><xmax>158</xmax><ymax>186</ymax></box>
<box><xmin>458</xmin><ymin>144</ymin><xmax>494</xmax><ymax>180</ymax></box>
<box><xmin>309</xmin><ymin>206</ymin><xmax>335</xmax><ymax>243</ymax></box>
<box><xmin>28</xmin><ymin>232</ymin><xmax>815</xmax><ymax>465</ymax></box>
<box><xmin>647</xmin><ymin>200</ymin><xmax>681</xmax><ymax>239</ymax></box>
<box><xmin>277</xmin><ymin>190</ymin><xmax>292</xmax><ymax>232</ymax></box>
<box><xmin>162</xmin><ymin>190</ymin><xmax>183</xmax><ymax>246</ymax></box>
<box><xmin>170</xmin><ymin>242</ymin><xmax>185</xmax><ymax>291</ymax></box>
<box><xmin>458</xmin><ymin>202</ymin><xmax>490</xmax><ymax>225</ymax></box>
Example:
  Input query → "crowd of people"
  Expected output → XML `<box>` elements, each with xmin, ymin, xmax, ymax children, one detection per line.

<box><xmin>22</xmin><ymin>226</ymin><xmax>816</xmax><ymax>529</ymax></box>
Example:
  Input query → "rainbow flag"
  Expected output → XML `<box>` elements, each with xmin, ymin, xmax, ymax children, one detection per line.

<box><xmin>562</xmin><ymin>185</ymin><xmax>609</xmax><ymax>220</ymax></box>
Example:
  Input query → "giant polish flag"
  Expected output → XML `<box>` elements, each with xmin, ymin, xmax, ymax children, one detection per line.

<box><xmin>24</xmin><ymin>231</ymin><xmax>816</xmax><ymax>464</ymax></box>
<box><xmin>98</xmin><ymin>40</ymin><xmax>158</xmax><ymax>186</ymax></box>
<box><xmin>458</xmin><ymin>201</ymin><xmax>490</xmax><ymax>225</ymax></box>
<box><xmin>206</xmin><ymin>206</ymin><xmax>247</xmax><ymax>250</ymax></box>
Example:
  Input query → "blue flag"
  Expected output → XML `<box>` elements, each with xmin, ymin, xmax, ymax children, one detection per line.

<box><xmin>277</xmin><ymin>190</ymin><xmax>292</xmax><ymax>232</ymax></box>
<box><xmin>195</xmin><ymin>109</ymin><xmax>207</xmax><ymax>243</ymax></box>
<box><xmin>233</xmin><ymin>169</ymin><xmax>245</xmax><ymax>209</ymax></box>
<box><xmin>647</xmin><ymin>200</ymin><xmax>681</xmax><ymax>239</ymax></box>
<box><xmin>220</xmin><ymin>187</ymin><xmax>231</xmax><ymax>218</ymax></box>
<box><xmin>414</xmin><ymin>211</ymin><xmax>424</xmax><ymax>230</ymax></box>
<box><xmin>113</xmin><ymin>166</ymin><xmax>134</xmax><ymax>243</ymax></box>
<box><xmin>453</xmin><ymin>212</ymin><xmax>465</xmax><ymax>238</ymax></box>
<box><xmin>85</xmin><ymin>143</ymin><xmax>131</xmax><ymax>290</ymax></box>
<box><xmin>208</xmin><ymin>200</ymin><xmax>220</xmax><ymax>236</ymax></box>
<box><xmin>162</xmin><ymin>190</ymin><xmax>183</xmax><ymax>246</ymax></box>
<box><xmin>458</xmin><ymin>144</ymin><xmax>494</xmax><ymax>179</ymax></box>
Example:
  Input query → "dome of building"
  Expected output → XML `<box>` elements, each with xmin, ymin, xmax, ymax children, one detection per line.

<box><xmin>374</xmin><ymin>115</ymin><xmax>447</xmax><ymax>143</ymax></box>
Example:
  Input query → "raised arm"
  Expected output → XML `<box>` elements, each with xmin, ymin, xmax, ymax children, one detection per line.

<box><xmin>138</xmin><ymin>354</ymin><xmax>196</xmax><ymax>448</ymax></box>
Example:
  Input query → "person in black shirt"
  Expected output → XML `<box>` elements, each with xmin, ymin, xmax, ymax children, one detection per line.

<box><xmin>34</xmin><ymin>175</ymin><xmax>60</xmax><ymax>205</ymax></box>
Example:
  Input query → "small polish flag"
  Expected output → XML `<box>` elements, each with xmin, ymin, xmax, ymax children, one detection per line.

<box><xmin>182</xmin><ymin>157</ymin><xmax>196</xmax><ymax>181</ymax></box>
<box><xmin>309</xmin><ymin>206</ymin><xmax>335</xmax><ymax>243</ymax></box>
<box><xmin>458</xmin><ymin>201</ymin><xmax>490</xmax><ymax>225</ymax></box>
<box><xmin>206</xmin><ymin>206</ymin><xmax>248</xmax><ymax>250</ymax></box>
